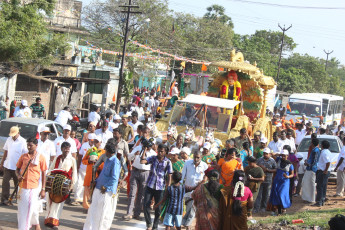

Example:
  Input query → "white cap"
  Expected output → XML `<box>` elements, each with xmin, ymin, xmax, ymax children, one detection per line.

<box><xmin>21</xmin><ymin>100</ymin><xmax>28</xmax><ymax>106</ymax></box>
<box><xmin>88</xmin><ymin>133</ymin><xmax>97</xmax><ymax>140</ymax></box>
<box><xmin>63</xmin><ymin>124</ymin><xmax>71</xmax><ymax>130</ymax></box>
<box><xmin>263</xmin><ymin>147</ymin><xmax>271</xmax><ymax>153</ymax></box>
<box><xmin>39</xmin><ymin>127</ymin><xmax>50</xmax><ymax>133</ymax></box>
<box><xmin>203</xmin><ymin>142</ymin><xmax>211</xmax><ymax>150</ymax></box>
<box><xmin>281</xmin><ymin>149</ymin><xmax>289</xmax><ymax>155</ymax></box>
<box><xmin>181</xmin><ymin>147</ymin><xmax>191</xmax><ymax>156</ymax></box>
<box><xmin>276</xmin><ymin>123</ymin><xmax>282</xmax><ymax>127</ymax></box>
<box><xmin>302</xmin><ymin>115</ymin><xmax>306</xmax><ymax>118</ymax></box>
<box><xmin>296</xmin><ymin>153</ymin><xmax>304</xmax><ymax>159</ymax></box>
<box><xmin>126</xmin><ymin>111</ymin><xmax>132</xmax><ymax>117</ymax></box>
<box><xmin>169</xmin><ymin>147</ymin><xmax>180</xmax><ymax>155</ymax></box>
<box><xmin>260</xmin><ymin>137</ymin><xmax>268</xmax><ymax>143</ymax></box>
<box><xmin>308</xmin><ymin>120</ymin><xmax>313</xmax><ymax>124</ymax></box>
<box><xmin>94</xmin><ymin>136</ymin><xmax>102</xmax><ymax>143</ymax></box>
<box><xmin>114</xmin><ymin>114</ymin><xmax>121</xmax><ymax>120</ymax></box>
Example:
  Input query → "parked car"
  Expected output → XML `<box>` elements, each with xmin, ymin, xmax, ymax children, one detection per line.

<box><xmin>0</xmin><ymin>118</ymin><xmax>63</xmax><ymax>156</ymax></box>
<box><xmin>297</xmin><ymin>135</ymin><xmax>343</xmax><ymax>179</ymax></box>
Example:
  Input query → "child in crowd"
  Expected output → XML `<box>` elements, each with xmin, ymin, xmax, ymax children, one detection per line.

<box><xmin>294</xmin><ymin>153</ymin><xmax>306</xmax><ymax>197</ymax></box>
<box><xmin>154</xmin><ymin>171</ymin><xmax>201</xmax><ymax>230</ymax></box>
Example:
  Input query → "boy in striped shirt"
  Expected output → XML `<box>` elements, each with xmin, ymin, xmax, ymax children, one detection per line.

<box><xmin>154</xmin><ymin>171</ymin><xmax>204</xmax><ymax>230</ymax></box>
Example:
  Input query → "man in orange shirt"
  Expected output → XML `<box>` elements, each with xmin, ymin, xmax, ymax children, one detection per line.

<box><xmin>82</xmin><ymin>136</ymin><xmax>104</xmax><ymax>211</ymax></box>
<box><xmin>16</xmin><ymin>137</ymin><xmax>47</xmax><ymax>230</ymax></box>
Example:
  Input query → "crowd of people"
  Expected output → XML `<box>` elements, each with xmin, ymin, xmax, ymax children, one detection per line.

<box><xmin>1</xmin><ymin>88</ymin><xmax>345</xmax><ymax>230</ymax></box>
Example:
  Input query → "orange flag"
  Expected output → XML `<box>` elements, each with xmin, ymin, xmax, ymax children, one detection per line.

<box><xmin>218</xmin><ymin>67</ymin><xmax>224</xmax><ymax>71</ymax></box>
<box><xmin>112</xmin><ymin>93</ymin><xmax>116</xmax><ymax>102</ymax></box>
<box><xmin>286</xmin><ymin>103</ymin><xmax>291</xmax><ymax>112</ymax></box>
<box><xmin>201</xmin><ymin>64</ymin><xmax>207</xmax><ymax>72</ymax></box>
<box><xmin>157</xmin><ymin>85</ymin><xmax>161</xmax><ymax>92</ymax></box>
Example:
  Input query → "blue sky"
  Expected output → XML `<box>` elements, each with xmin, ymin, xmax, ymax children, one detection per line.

<box><xmin>82</xmin><ymin>0</ymin><xmax>345</xmax><ymax>65</ymax></box>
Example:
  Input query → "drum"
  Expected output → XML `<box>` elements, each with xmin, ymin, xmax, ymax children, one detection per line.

<box><xmin>45</xmin><ymin>170</ymin><xmax>72</xmax><ymax>203</ymax></box>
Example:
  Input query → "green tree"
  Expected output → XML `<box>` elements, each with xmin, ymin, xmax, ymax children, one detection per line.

<box><xmin>204</xmin><ymin>4</ymin><xmax>234</xmax><ymax>28</ymax></box>
<box><xmin>0</xmin><ymin>0</ymin><xmax>69</xmax><ymax>67</ymax></box>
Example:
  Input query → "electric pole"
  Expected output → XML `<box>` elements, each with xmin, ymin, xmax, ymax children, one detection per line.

<box><xmin>276</xmin><ymin>24</ymin><xmax>292</xmax><ymax>83</ymax></box>
<box><xmin>115</xmin><ymin>0</ymin><xmax>141</xmax><ymax>113</ymax></box>
<box><xmin>324</xmin><ymin>49</ymin><xmax>333</xmax><ymax>71</ymax></box>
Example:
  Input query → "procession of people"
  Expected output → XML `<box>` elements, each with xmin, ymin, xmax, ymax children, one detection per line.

<box><xmin>0</xmin><ymin>85</ymin><xmax>345</xmax><ymax>230</ymax></box>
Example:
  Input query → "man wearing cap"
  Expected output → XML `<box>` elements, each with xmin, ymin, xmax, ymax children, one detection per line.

<box><xmin>37</xmin><ymin>127</ymin><xmax>56</xmax><ymax>169</ymax></box>
<box><xmin>255</xmin><ymin>148</ymin><xmax>277</xmax><ymax>212</ymax></box>
<box><xmin>74</xmin><ymin>133</ymin><xmax>96</xmax><ymax>204</ymax></box>
<box><xmin>113</xmin><ymin>114</ymin><xmax>122</xmax><ymax>127</ymax></box>
<box><xmin>201</xmin><ymin>142</ymin><xmax>216</xmax><ymax>166</ymax></box>
<box><xmin>123</xmin><ymin>138</ymin><xmax>157</xmax><ymax>221</ymax></box>
<box><xmin>55</xmin><ymin>106</ymin><xmax>73</xmax><ymax>126</ymax></box>
<box><xmin>268</xmin><ymin>132</ymin><xmax>283</xmax><ymax>155</ymax></box>
<box><xmin>95</xmin><ymin>120</ymin><xmax>113</xmax><ymax>149</ymax></box>
<box><xmin>252</xmin><ymin>131</ymin><xmax>262</xmax><ymax>151</ymax></box>
<box><xmin>82</xmin><ymin>122</ymin><xmax>97</xmax><ymax>144</ymax></box>
<box><xmin>13</xmin><ymin>100</ymin><xmax>32</xmax><ymax>118</ymax></box>
<box><xmin>234</xmin><ymin>128</ymin><xmax>250</xmax><ymax>151</ymax></box>
<box><xmin>119</xmin><ymin>115</ymin><xmax>135</xmax><ymax>144</ymax></box>
<box><xmin>54</xmin><ymin>124</ymin><xmax>77</xmax><ymax>159</ymax></box>
<box><xmin>128</xmin><ymin>111</ymin><xmax>143</xmax><ymax>148</ymax></box>
<box><xmin>30</xmin><ymin>97</ymin><xmax>45</xmax><ymax>118</ymax></box>
<box><xmin>142</xmin><ymin>111</ymin><xmax>151</xmax><ymax>125</ymax></box>
<box><xmin>82</xmin><ymin>135</ymin><xmax>104</xmax><ymax>211</ymax></box>
<box><xmin>180</xmin><ymin>147</ymin><xmax>191</xmax><ymax>161</ymax></box>
<box><xmin>254</xmin><ymin>137</ymin><xmax>268</xmax><ymax>159</ymax></box>
<box><xmin>0</xmin><ymin>126</ymin><xmax>28</xmax><ymax>205</ymax></box>
<box><xmin>169</xmin><ymin>147</ymin><xmax>185</xmax><ymax>172</ymax></box>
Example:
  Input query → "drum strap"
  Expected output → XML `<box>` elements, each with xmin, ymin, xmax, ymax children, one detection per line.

<box><xmin>54</xmin><ymin>156</ymin><xmax>73</xmax><ymax>177</ymax></box>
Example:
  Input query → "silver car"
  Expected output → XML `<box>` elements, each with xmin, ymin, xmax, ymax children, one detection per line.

<box><xmin>0</xmin><ymin>118</ymin><xmax>63</xmax><ymax>156</ymax></box>
<box><xmin>297</xmin><ymin>134</ymin><xmax>343</xmax><ymax>179</ymax></box>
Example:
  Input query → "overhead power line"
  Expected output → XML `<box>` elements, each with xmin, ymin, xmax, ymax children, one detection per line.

<box><xmin>225</xmin><ymin>0</ymin><xmax>345</xmax><ymax>10</ymax></box>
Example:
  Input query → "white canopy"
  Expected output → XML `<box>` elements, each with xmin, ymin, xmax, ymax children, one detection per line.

<box><xmin>178</xmin><ymin>94</ymin><xmax>240</xmax><ymax>110</ymax></box>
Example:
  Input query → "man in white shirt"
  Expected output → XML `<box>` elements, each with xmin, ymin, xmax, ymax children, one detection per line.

<box><xmin>74</xmin><ymin>133</ymin><xmax>96</xmax><ymax>204</ymax></box>
<box><xmin>54</xmin><ymin>106</ymin><xmax>73</xmax><ymax>126</ymax></box>
<box><xmin>334</xmin><ymin>137</ymin><xmax>345</xmax><ymax>197</ymax></box>
<box><xmin>295</xmin><ymin>123</ymin><xmax>306</xmax><ymax>147</ymax></box>
<box><xmin>268</xmin><ymin>132</ymin><xmax>283</xmax><ymax>155</ymax></box>
<box><xmin>314</xmin><ymin>140</ymin><xmax>332</xmax><ymax>207</ymax></box>
<box><xmin>128</xmin><ymin>111</ymin><xmax>143</xmax><ymax>147</ymax></box>
<box><xmin>95</xmin><ymin>121</ymin><xmax>113</xmax><ymax>149</ymax></box>
<box><xmin>13</xmin><ymin>100</ymin><xmax>32</xmax><ymax>118</ymax></box>
<box><xmin>181</xmin><ymin>152</ymin><xmax>208</xmax><ymax>228</ymax></box>
<box><xmin>54</xmin><ymin>125</ymin><xmax>77</xmax><ymax>158</ymax></box>
<box><xmin>0</xmin><ymin>126</ymin><xmax>28</xmax><ymax>205</ymax></box>
<box><xmin>147</xmin><ymin>95</ymin><xmax>155</xmax><ymax>112</ymax></box>
<box><xmin>123</xmin><ymin>143</ymin><xmax>157</xmax><ymax>220</ymax></box>
<box><xmin>37</xmin><ymin>127</ymin><xmax>56</xmax><ymax>169</ymax></box>
<box><xmin>286</xmin><ymin>131</ymin><xmax>296</xmax><ymax>152</ymax></box>
<box><xmin>279</xmin><ymin>130</ymin><xmax>295</xmax><ymax>152</ymax></box>
<box><xmin>88</xmin><ymin>106</ymin><xmax>101</xmax><ymax>125</ymax></box>
<box><xmin>171</xmin><ymin>82</ymin><xmax>179</xmax><ymax>97</ymax></box>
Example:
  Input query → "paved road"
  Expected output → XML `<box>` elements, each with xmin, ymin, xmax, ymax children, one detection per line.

<box><xmin>0</xmin><ymin>178</ymin><xmax>165</xmax><ymax>230</ymax></box>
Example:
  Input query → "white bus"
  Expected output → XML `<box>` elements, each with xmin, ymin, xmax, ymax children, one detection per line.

<box><xmin>286</xmin><ymin>93</ymin><xmax>343</xmax><ymax>128</ymax></box>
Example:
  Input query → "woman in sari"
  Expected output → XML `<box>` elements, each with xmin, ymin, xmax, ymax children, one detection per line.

<box><xmin>218</xmin><ymin>148</ymin><xmax>242</xmax><ymax>186</ymax></box>
<box><xmin>219</xmin><ymin>170</ymin><xmax>254</xmax><ymax>230</ymax></box>
<box><xmin>269</xmin><ymin>149</ymin><xmax>294</xmax><ymax>215</ymax></box>
<box><xmin>192</xmin><ymin>170</ymin><xmax>224</xmax><ymax>230</ymax></box>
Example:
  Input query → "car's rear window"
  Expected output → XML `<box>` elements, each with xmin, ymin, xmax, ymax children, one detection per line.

<box><xmin>0</xmin><ymin>121</ymin><xmax>37</xmax><ymax>139</ymax></box>
<box><xmin>298</xmin><ymin>138</ymin><xmax>340</xmax><ymax>153</ymax></box>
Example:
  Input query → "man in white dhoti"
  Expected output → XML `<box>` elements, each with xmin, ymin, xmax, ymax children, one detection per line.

<box><xmin>83</xmin><ymin>142</ymin><xmax>121</xmax><ymax>230</ymax></box>
<box><xmin>37</xmin><ymin>127</ymin><xmax>56</xmax><ymax>211</ymax></box>
<box><xmin>44</xmin><ymin>142</ymin><xmax>77</xmax><ymax>229</ymax></box>
<box><xmin>301</xmin><ymin>138</ymin><xmax>320</xmax><ymax>203</ymax></box>
<box><xmin>15</xmin><ymin>137</ymin><xmax>47</xmax><ymax>230</ymax></box>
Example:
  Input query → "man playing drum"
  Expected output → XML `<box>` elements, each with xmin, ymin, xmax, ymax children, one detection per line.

<box><xmin>44</xmin><ymin>142</ymin><xmax>77</xmax><ymax>229</ymax></box>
